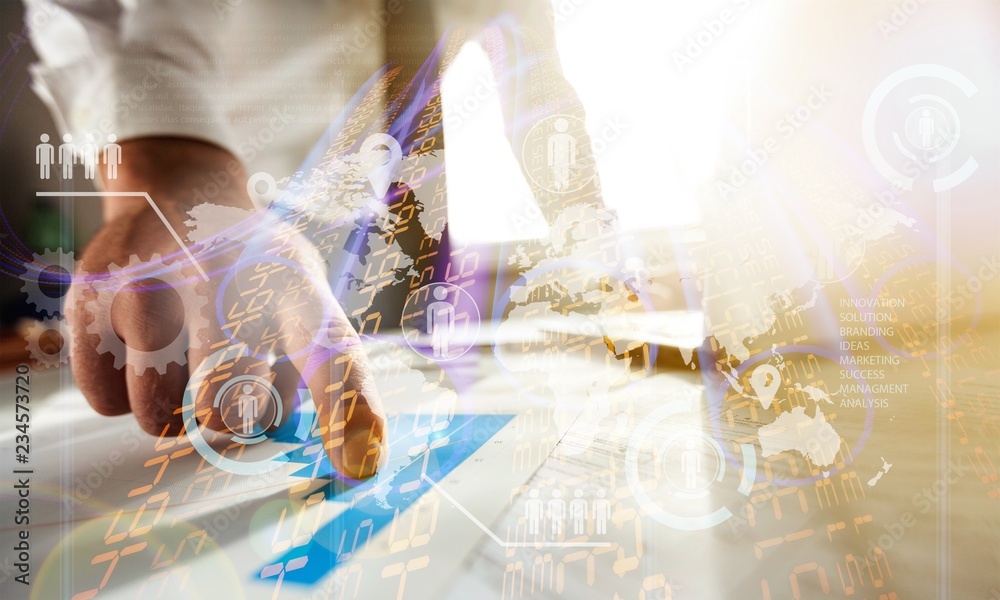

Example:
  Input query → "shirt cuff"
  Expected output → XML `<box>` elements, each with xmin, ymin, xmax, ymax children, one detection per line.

<box><xmin>29</xmin><ymin>56</ymin><xmax>239</xmax><ymax>160</ymax></box>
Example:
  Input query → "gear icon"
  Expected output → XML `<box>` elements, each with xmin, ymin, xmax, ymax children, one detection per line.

<box><xmin>25</xmin><ymin>316</ymin><xmax>72</xmax><ymax>368</ymax></box>
<box><xmin>21</xmin><ymin>248</ymin><xmax>81</xmax><ymax>317</ymax></box>
<box><xmin>86</xmin><ymin>254</ymin><xmax>209</xmax><ymax>375</ymax></box>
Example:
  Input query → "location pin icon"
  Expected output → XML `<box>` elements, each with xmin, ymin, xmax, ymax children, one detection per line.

<box><xmin>360</xmin><ymin>133</ymin><xmax>403</xmax><ymax>200</ymax></box>
<box><xmin>749</xmin><ymin>364</ymin><xmax>781</xmax><ymax>409</ymax></box>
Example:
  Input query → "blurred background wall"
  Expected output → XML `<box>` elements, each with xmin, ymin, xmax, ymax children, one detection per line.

<box><xmin>0</xmin><ymin>0</ymin><xmax>99</xmax><ymax>331</ymax></box>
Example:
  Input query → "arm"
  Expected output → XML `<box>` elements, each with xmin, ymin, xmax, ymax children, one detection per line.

<box><xmin>474</xmin><ymin>0</ymin><xmax>606</xmax><ymax>225</ymax></box>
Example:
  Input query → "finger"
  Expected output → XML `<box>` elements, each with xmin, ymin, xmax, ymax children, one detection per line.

<box><xmin>187</xmin><ymin>281</ymin><xmax>276</xmax><ymax>435</ymax></box>
<box><xmin>125</xmin><ymin>362</ymin><xmax>188</xmax><ymax>437</ymax></box>
<box><xmin>238</xmin><ymin>231</ymin><xmax>387</xmax><ymax>478</ymax></box>
<box><xmin>111</xmin><ymin>279</ymin><xmax>189</xmax><ymax>436</ymax></box>
<box><xmin>66</xmin><ymin>279</ymin><xmax>131</xmax><ymax>417</ymax></box>
<box><xmin>289</xmin><ymin>304</ymin><xmax>387</xmax><ymax>480</ymax></box>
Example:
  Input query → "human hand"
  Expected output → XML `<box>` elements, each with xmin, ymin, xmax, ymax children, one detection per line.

<box><xmin>67</xmin><ymin>138</ymin><xmax>387</xmax><ymax>479</ymax></box>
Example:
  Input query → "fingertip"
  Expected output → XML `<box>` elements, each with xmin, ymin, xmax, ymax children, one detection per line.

<box><xmin>333</xmin><ymin>427</ymin><xmax>388</xmax><ymax>480</ymax></box>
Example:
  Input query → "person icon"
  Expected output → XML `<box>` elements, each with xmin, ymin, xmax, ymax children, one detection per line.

<box><xmin>58</xmin><ymin>133</ymin><xmax>76</xmax><ymax>179</ymax></box>
<box><xmin>680</xmin><ymin>438</ymin><xmax>702</xmax><ymax>490</ymax></box>
<box><xmin>426</xmin><ymin>286</ymin><xmax>455</xmax><ymax>359</ymax></box>
<box><xmin>592</xmin><ymin>489</ymin><xmax>611</xmax><ymax>535</ymax></box>
<box><xmin>547</xmin><ymin>489</ymin><xmax>567</xmax><ymax>536</ymax></box>
<box><xmin>237</xmin><ymin>384</ymin><xmax>258</xmax><ymax>435</ymax></box>
<box><xmin>103</xmin><ymin>134</ymin><xmax>122</xmax><ymax>180</ymax></box>
<box><xmin>36</xmin><ymin>134</ymin><xmax>54</xmax><ymax>179</ymax></box>
<box><xmin>569</xmin><ymin>489</ymin><xmax>589</xmax><ymax>535</ymax></box>
<box><xmin>547</xmin><ymin>117</ymin><xmax>576</xmax><ymax>191</ymax></box>
<box><xmin>918</xmin><ymin>108</ymin><xmax>935</xmax><ymax>148</ymax></box>
<box><xmin>81</xmin><ymin>134</ymin><xmax>99</xmax><ymax>180</ymax></box>
<box><xmin>525</xmin><ymin>489</ymin><xmax>543</xmax><ymax>535</ymax></box>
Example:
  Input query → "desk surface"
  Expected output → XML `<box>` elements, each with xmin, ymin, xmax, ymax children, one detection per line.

<box><xmin>1</xmin><ymin>331</ymin><xmax>998</xmax><ymax>599</ymax></box>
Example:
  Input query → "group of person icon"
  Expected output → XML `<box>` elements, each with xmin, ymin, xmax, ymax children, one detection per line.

<box><xmin>35</xmin><ymin>133</ymin><xmax>122</xmax><ymax>181</ymax></box>
<box><xmin>524</xmin><ymin>488</ymin><xmax>611</xmax><ymax>536</ymax></box>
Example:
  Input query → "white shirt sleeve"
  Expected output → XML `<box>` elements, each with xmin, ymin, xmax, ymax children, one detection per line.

<box><xmin>25</xmin><ymin>0</ymin><xmax>238</xmax><ymax>156</ymax></box>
